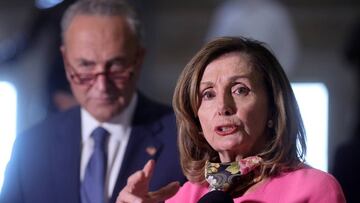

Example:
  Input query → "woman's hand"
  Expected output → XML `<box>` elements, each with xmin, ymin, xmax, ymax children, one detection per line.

<box><xmin>116</xmin><ymin>160</ymin><xmax>181</xmax><ymax>203</ymax></box>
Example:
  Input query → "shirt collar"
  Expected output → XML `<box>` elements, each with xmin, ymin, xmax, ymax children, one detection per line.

<box><xmin>81</xmin><ymin>93</ymin><xmax>138</xmax><ymax>142</ymax></box>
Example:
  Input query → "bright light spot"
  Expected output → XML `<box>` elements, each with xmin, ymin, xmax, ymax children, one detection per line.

<box><xmin>36</xmin><ymin>0</ymin><xmax>64</xmax><ymax>9</ymax></box>
<box><xmin>292</xmin><ymin>83</ymin><xmax>328</xmax><ymax>172</ymax></box>
<box><xmin>0</xmin><ymin>82</ymin><xmax>17</xmax><ymax>193</ymax></box>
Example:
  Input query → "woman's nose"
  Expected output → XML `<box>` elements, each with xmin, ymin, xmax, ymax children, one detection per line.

<box><xmin>217</xmin><ymin>93</ymin><xmax>235</xmax><ymax>116</ymax></box>
<box><xmin>217</xmin><ymin>106</ymin><xmax>234</xmax><ymax>116</ymax></box>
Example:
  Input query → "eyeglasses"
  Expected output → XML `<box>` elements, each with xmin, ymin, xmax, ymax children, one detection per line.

<box><xmin>69</xmin><ymin>70</ymin><xmax>134</xmax><ymax>86</ymax></box>
<box><xmin>66</xmin><ymin>60</ymin><xmax>136</xmax><ymax>86</ymax></box>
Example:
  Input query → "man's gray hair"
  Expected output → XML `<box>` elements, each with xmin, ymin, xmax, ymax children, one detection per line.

<box><xmin>61</xmin><ymin>0</ymin><xmax>142</xmax><ymax>44</ymax></box>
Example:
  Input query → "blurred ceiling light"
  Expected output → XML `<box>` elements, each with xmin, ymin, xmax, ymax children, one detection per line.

<box><xmin>36</xmin><ymin>0</ymin><xmax>64</xmax><ymax>9</ymax></box>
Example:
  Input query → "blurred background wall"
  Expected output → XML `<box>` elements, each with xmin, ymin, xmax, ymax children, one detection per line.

<box><xmin>0</xmin><ymin>0</ymin><xmax>359</xmax><ymax>174</ymax></box>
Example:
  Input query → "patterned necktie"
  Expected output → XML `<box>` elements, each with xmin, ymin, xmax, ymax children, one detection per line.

<box><xmin>81</xmin><ymin>127</ymin><xmax>109</xmax><ymax>203</ymax></box>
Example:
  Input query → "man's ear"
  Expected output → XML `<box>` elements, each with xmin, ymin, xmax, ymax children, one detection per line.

<box><xmin>132</xmin><ymin>46</ymin><xmax>146</xmax><ymax>79</ymax></box>
<box><xmin>60</xmin><ymin>45</ymin><xmax>66</xmax><ymax>62</ymax></box>
<box><xmin>137</xmin><ymin>46</ymin><xmax>146</xmax><ymax>67</ymax></box>
<box><xmin>60</xmin><ymin>45</ymin><xmax>71</xmax><ymax>82</ymax></box>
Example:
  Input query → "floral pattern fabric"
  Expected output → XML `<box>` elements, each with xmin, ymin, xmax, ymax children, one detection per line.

<box><xmin>205</xmin><ymin>156</ymin><xmax>263</xmax><ymax>196</ymax></box>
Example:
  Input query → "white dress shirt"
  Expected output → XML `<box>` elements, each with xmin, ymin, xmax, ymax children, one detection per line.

<box><xmin>80</xmin><ymin>94</ymin><xmax>138</xmax><ymax>199</ymax></box>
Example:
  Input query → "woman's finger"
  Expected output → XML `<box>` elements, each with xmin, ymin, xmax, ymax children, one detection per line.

<box><xmin>116</xmin><ymin>160</ymin><xmax>163</xmax><ymax>203</ymax></box>
<box><xmin>126</xmin><ymin>170</ymin><xmax>146</xmax><ymax>192</ymax></box>
<box><xmin>143</xmin><ymin>159</ymin><xmax>155</xmax><ymax>179</ymax></box>
<box><xmin>123</xmin><ymin>160</ymin><xmax>156</xmax><ymax>196</ymax></box>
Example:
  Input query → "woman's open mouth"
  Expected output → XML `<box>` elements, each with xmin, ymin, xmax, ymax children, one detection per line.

<box><xmin>214</xmin><ymin>125</ymin><xmax>239</xmax><ymax>136</ymax></box>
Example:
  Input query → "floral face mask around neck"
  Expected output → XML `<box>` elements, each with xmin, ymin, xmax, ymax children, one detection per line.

<box><xmin>205</xmin><ymin>156</ymin><xmax>263</xmax><ymax>197</ymax></box>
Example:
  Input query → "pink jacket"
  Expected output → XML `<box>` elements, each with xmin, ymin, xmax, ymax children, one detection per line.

<box><xmin>166</xmin><ymin>167</ymin><xmax>345</xmax><ymax>203</ymax></box>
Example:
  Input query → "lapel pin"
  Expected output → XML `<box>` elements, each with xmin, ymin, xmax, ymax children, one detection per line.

<box><xmin>146</xmin><ymin>146</ymin><xmax>157</xmax><ymax>156</ymax></box>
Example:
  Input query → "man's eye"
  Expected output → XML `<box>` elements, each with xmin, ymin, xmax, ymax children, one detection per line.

<box><xmin>78</xmin><ymin>73</ymin><xmax>95</xmax><ymax>81</ymax></box>
<box><xmin>107</xmin><ymin>59</ymin><xmax>129</xmax><ymax>71</ymax></box>
<box><xmin>78</xmin><ymin>61</ymin><xmax>95</xmax><ymax>69</ymax></box>
<box><xmin>111</xmin><ymin>62</ymin><xmax>127</xmax><ymax>70</ymax></box>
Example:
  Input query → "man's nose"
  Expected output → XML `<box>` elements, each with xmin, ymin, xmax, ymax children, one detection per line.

<box><xmin>93</xmin><ymin>73</ymin><xmax>109</xmax><ymax>91</ymax></box>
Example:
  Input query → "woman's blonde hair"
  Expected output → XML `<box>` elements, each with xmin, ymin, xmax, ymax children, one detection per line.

<box><xmin>173</xmin><ymin>36</ymin><xmax>306</xmax><ymax>183</ymax></box>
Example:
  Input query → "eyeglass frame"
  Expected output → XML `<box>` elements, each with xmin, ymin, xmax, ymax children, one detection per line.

<box><xmin>64</xmin><ymin>55</ymin><xmax>139</xmax><ymax>86</ymax></box>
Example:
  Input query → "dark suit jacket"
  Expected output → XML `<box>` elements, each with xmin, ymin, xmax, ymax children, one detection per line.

<box><xmin>0</xmin><ymin>94</ymin><xmax>186</xmax><ymax>203</ymax></box>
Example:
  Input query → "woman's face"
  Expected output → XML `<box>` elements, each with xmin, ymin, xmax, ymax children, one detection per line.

<box><xmin>197</xmin><ymin>52</ymin><xmax>270</xmax><ymax>162</ymax></box>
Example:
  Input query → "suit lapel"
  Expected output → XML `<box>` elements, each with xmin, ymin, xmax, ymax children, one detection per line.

<box><xmin>51</xmin><ymin>107</ymin><xmax>82</xmax><ymax>203</ymax></box>
<box><xmin>109</xmin><ymin>95</ymin><xmax>164</xmax><ymax>203</ymax></box>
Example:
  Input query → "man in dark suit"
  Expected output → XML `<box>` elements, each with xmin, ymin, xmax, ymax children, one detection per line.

<box><xmin>0</xmin><ymin>1</ymin><xmax>186</xmax><ymax>203</ymax></box>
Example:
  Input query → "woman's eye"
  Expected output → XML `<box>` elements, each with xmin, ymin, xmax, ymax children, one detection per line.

<box><xmin>201</xmin><ymin>90</ymin><xmax>215</xmax><ymax>100</ymax></box>
<box><xmin>233</xmin><ymin>86</ymin><xmax>250</xmax><ymax>95</ymax></box>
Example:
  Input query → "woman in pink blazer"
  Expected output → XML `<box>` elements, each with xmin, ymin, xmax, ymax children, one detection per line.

<box><xmin>116</xmin><ymin>36</ymin><xmax>346</xmax><ymax>203</ymax></box>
